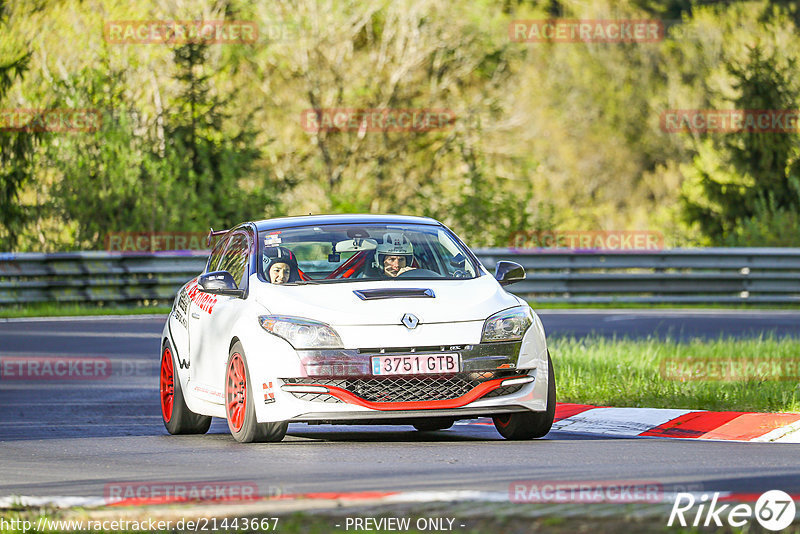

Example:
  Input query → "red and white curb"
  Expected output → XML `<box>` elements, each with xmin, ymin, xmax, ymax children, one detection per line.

<box><xmin>462</xmin><ymin>403</ymin><xmax>800</xmax><ymax>442</ymax></box>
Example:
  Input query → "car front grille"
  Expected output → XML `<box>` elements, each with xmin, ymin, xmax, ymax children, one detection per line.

<box><xmin>481</xmin><ymin>383</ymin><xmax>526</xmax><ymax>398</ymax></box>
<box><xmin>289</xmin><ymin>392</ymin><xmax>343</xmax><ymax>403</ymax></box>
<box><xmin>282</xmin><ymin>370</ymin><xmax>526</xmax><ymax>404</ymax></box>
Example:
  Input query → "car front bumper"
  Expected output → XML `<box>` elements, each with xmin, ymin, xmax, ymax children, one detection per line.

<box><xmin>248</xmin><ymin>314</ymin><xmax>551</xmax><ymax>423</ymax></box>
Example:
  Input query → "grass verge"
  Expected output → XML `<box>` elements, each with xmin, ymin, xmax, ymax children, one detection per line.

<box><xmin>4</xmin><ymin>300</ymin><xmax>800</xmax><ymax>319</ymax></box>
<box><xmin>552</xmin><ymin>335</ymin><xmax>800</xmax><ymax>412</ymax></box>
<box><xmin>0</xmin><ymin>302</ymin><xmax>171</xmax><ymax>318</ymax></box>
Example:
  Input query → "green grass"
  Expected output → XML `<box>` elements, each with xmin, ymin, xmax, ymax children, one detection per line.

<box><xmin>551</xmin><ymin>335</ymin><xmax>800</xmax><ymax>412</ymax></box>
<box><xmin>3</xmin><ymin>300</ymin><xmax>798</xmax><ymax>319</ymax></box>
<box><xmin>0</xmin><ymin>302</ymin><xmax>171</xmax><ymax>318</ymax></box>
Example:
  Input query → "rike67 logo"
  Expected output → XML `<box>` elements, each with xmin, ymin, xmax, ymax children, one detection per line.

<box><xmin>669</xmin><ymin>490</ymin><xmax>796</xmax><ymax>531</ymax></box>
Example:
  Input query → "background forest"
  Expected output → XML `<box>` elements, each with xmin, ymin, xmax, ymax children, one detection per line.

<box><xmin>1</xmin><ymin>0</ymin><xmax>799</xmax><ymax>251</ymax></box>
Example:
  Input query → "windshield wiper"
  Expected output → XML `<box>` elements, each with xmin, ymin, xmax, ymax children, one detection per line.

<box><xmin>291</xmin><ymin>278</ymin><xmax>369</xmax><ymax>284</ymax></box>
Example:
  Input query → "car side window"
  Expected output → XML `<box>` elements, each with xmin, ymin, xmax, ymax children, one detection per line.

<box><xmin>218</xmin><ymin>233</ymin><xmax>250</xmax><ymax>287</ymax></box>
<box><xmin>206</xmin><ymin>235</ymin><xmax>229</xmax><ymax>273</ymax></box>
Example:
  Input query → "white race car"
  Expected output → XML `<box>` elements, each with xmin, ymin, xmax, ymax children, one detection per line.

<box><xmin>159</xmin><ymin>214</ymin><xmax>555</xmax><ymax>442</ymax></box>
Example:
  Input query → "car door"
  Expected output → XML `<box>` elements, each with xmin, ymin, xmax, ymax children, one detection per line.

<box><xmin>188</xmin><ymin>230</ymin><xmax>252</xmax><ymax>402</ymax></box>
<box><xmin>170</xmin><ymin>235</ymin><xmax>228</xmax><ymax>372</ymax></box>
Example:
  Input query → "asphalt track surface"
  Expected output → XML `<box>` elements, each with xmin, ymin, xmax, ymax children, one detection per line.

<box><xmin>1</xmin><ymin>311</ymin><xmax>800</xmax><ymax>505</ymax></box>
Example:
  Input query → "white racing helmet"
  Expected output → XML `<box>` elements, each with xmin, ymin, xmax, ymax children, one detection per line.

<box><xmin>374</xmin><ymin>232</ymin><xmax>414</xmax><ymax>268</ymax></box>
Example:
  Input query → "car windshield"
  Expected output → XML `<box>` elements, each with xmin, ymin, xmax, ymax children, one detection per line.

<box><xmin>257</xmin><ymin>223</ymin><xmax>480</xmax><ymax>284</ymax></box>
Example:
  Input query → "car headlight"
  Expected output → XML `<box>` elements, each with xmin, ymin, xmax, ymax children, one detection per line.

<box><xmin>258</xmin><ymin>316</ymin><xmax>344</xmax><ymax>349</ymax></box>
<box><xmin>481</xmin><ymin>306</ymin><xmax>533</xmax><ymax>343</ymax></box>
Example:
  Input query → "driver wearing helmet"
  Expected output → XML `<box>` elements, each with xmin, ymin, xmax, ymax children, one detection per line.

<box><xmin>375</xmin><ymin>232</ymin><xmax>416</xmax><ymax>278</ymax></box>
<box><xmin>263</xmin><ymin>246</ymin><xmax>298</xmax><ymax>284</ymax></box>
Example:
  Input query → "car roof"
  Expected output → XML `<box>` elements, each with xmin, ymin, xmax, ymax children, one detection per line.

<box><xmin>252</xmin><ymin>214</ymin><xmax>442</xmax><ymax>232</ymax></box>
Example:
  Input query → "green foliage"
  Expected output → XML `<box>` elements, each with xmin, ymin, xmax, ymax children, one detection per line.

<box><xmin>2</xmin><ymin>0</ymin><xmax>800</xmax><ymax>250</ymax></box>
<box><xmin>435</xmin><ymin>135</ymin><xmax>556</xmax><ymax>247</ymax></box>
<box><xmin>44</xmin><ymin>66</ymin><xmax>176</xmax><ymax>248</ymax></box>
<box><xmin>727</xmin><ymin>187</ymin><xmax>800</xmax><ymax>246</ymax></box>
<box><xmin>681</xmin><ymin>42</ymin><xmax>800</xmax><ymax>244</ymax></box>
<box><xmin>0</xmin><ymin>30</ymin><xmax>38</xmax><ymax>249</ymax></box>
<box><xmin>42</xmin><ymin>42</ymin><xmax>282</xmax><ymax>249</ymax></box>
<box><xmin>165</xmin><ymin>42</ymin><xmax>281</xmax><ymax>230</ymax></box>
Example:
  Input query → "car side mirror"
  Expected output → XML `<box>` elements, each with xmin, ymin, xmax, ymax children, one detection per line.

<box><xmin>494</xmin><ymin>261</ymin><xmax>526</xmax><ymax>287</ymax></box>
<box><xmin>198</xmin><ymin>271</ymin><xmax>245</xmax><ymax>298</ymax></box>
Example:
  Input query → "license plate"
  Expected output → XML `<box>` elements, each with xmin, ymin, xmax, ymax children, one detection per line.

<box><xmin>371</xmin><ymin>353</ymin><xmax>460</xmax><ymax>376</ymax></box>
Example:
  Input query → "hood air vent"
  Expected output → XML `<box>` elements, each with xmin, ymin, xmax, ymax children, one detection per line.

<box><xmin>353</xmin><ymin>288</ymin><xmax>435</xmax><ymax>301</ymax></box>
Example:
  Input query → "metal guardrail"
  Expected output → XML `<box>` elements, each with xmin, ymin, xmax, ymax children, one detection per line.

<box><xmin>0</xmin><ymin>248</ymin><xmax>798</xmax><ymax>305</ymax></box>
<box><xmin>475</xmin><ymin>248</ymin><xmax>800</xmax><ymax>304</ymax></box>
<box><xmin>0</xmin><ymin>251</ymin><xmax>208</xmax><ymax>305</ymax></box>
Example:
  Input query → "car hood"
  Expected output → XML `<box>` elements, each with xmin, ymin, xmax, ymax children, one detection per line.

<box><xmin>253</xmin><ymin>274</ymin><xmax>521</xmax><ymax>326</ymax></box>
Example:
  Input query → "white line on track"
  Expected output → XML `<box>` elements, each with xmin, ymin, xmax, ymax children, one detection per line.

<box><xmin>0</xmin><ymin>351</ymin><xmax>154</xmax><ymax>357</ymax></box>
<box><xmin>0</xmin><ymin>315</ymin><xmax>167</xmax><ymax>323</ymax></box>
<box><xmin>0</xmin><ymin>331</ymin><xmax>159</xmax><ymax>338</ymax></box>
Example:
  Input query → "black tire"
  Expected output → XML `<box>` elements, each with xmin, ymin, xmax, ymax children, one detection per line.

<box><xmin>412</xmin><ymin>417</ymin><xmax>456</xmax><ymax>432</ymax></box>
<box><xmin>225</xmin><ymin>342</ymin><xmax>288</xmax><ymax>443</ymax></box>
<box><xmin>160</xmin><ymin>340</ymin><xmax>212</xmax><ymax>435</ymax></box>
<box><xmin>493</xmin><ymin>351</ymin><xmax>556</xmax><ymax>440</ymax></box>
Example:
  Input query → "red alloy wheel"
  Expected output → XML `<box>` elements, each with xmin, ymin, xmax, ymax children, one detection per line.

<box><xmin>160</xmin><ymin>347</ymin><xmax>174</xmax><ymax>422</ymax></box>
<box><xmin>226</xmin><ymin>353</ymin><xmax>247</xmax><ymax>432</ymax></box>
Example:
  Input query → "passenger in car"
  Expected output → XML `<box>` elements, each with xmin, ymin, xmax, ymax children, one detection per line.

<box><xmin>263</xmin><ymin>246</ymin><xmax>299</xmax><ymax>284</ymax></box>
<box><xmin>268</xmin><ymin>262</ymin><xmax>290</xmax><ymax>284</ymax></box>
